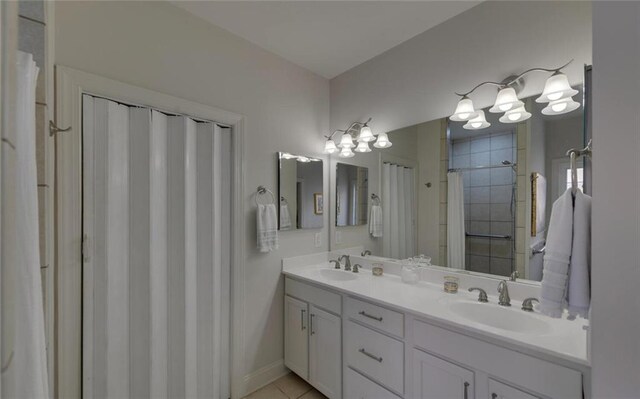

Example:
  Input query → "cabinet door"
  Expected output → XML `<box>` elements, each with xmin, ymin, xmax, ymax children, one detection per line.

<box><xmin>412</xmin><ymin>349</ymin><xmax>474</xmax><ymax>399</ymax></box>
<box><xmin>309</xmin><ymin>305</ymin><xmax>342</xmax><ymax>399</ymax></box>
<box><xmin>488</xmin><ymin>379</ymin><xmax>539</xmax><ymax>399</ymax></box>
<box><xmin>285</xmin><ymin>296</ymin><xmax>309</xmax><ymax>379</ymax></box>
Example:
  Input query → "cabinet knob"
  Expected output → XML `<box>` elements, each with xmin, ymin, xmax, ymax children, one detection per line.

<box><xmin>463</xmin><ymin>382</ymin><xmax>469</xmax><ymax>399</ymax></box>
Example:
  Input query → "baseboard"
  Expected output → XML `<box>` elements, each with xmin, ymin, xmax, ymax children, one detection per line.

<box><xmin>242</xmin><ymin>359</ymin><xmax>289</xmax><ymax>397</ymax></box>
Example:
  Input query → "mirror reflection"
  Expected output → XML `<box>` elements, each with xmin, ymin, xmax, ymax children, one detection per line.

<box><xmin>277</xmin><ymin>152</ymin><xmax>324</xmax><ymax>230</ymax></box>
<box><xmin>335</xmin><ymin>163</ymin><xmax>368</xmax><ymax>227</ymax></box>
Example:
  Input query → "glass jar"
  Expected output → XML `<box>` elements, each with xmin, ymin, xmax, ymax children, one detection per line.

<box><xmin>444</xmin><ymin>275</ymin><xmax>459</xmax><ymax>294</ymax></box>
<box><xmin>401</xmin><ymin>259</ymin><xmax>419</xmax><ymax>284</ymax></box>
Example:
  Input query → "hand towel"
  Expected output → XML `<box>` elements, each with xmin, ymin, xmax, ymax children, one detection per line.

<box><xmin>539</xmin><ymin>188</ymin><xmax>574</xmax><ymax>318</ymax></box>
<box><xmin>369</xmin><ymin>204</ymin><xmax>383</xmax><ymax>237</ymax></box>
<box><xmin>280</xmin><ymin>203</ymin><xmax>292</xmax><ymax>230</ymax></box>
<box><xmin>257</xmin><ymin>204</ymin><xmax>279</xmax><ymax>252</ymax></box>
<box><xmin>567</xmin><ymin>190</ymin><xmax>591</xmax><ymax>318</ymax></box>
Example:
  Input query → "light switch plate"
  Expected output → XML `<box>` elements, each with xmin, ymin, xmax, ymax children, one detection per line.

<box><xmin>314</xmin><ymin>232</ymin><xmax>322</xmax><ymax>248</ymax></box>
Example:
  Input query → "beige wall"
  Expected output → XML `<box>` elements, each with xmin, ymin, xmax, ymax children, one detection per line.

<box><xmin>55</xmin><ymin>1</ymin><xmax>330</xmax><ymax>394</ymax></box>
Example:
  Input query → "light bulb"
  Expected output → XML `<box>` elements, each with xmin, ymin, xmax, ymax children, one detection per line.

<box><xmin>499</xmin><ymin>105</ymin><xmax>531</xmax><ymax>123</ymax></box>
<box><xmin>547</xmin><ymin>92</ymin><xmax>564</xmax><ymax>101</ymax></box>
<box><xmin>551</xmin><ymin>102</ymin><xmax>568</xmax><ymax>112</ymax></box>
<box><xmin>373</xmin><ymin>132</ymin><xmax>393</xmax><ymax>148</ymax></box>
<box><xmin>355</xmin><ymin>141</ymin><xmax>371</xmax><ymax>153</ymax></box>
<box><xmin>499</xmin><ymin>104</ymin><xmax>512</xmax><ymax>112</ymax></box>
<box><xmin>508</xmin><ymin>112</ymin><xmax>521</xmax><ymax>121</ymax></box>
<box><xmin>450</xmin><ymin>97</ymin><xmax>478</xmax><ymax>121</ymax></box>
<box><xmin>323</xmin><ymin>139</ymin><xmax>338</xmax><ymax>154</ymax></box>
<box><xmin>358</xmin><ymin>126</ymin><xmax>375</xmax><ymax>142</ymax></box>
<box><xmin>338</xmin><ymin>132</ymin><xmax>355</xmax><ymax>148</ymax></box>
<box><xmin>463</xmin><ymin>110</ymin><xmax>490</xmax><ymax>130</ymax></box>
<box><xmin>339</xmin><ymin>148</ymin><xmax>355</xmax><ymax>158</ymax></box>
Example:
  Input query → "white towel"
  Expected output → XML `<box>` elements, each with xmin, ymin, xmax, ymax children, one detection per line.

<box><xmin>539</xmin><ymin>189</ymin><xmax>574</xmax><ymax>318</ymax></box>
<box><xmin>280</xmin><ymin>203</ymin><xmax>292</xmax><ymax>230</ymax></box>
<box><xmin>369</xmin><ymin>204</ymin><xmax>383</xmax><ymax>237</ymax></box>
<box><xmin>257</xmin><ymin>204</ymin><xmax>279</xmax><ymax>252</ymax></box>
<box><xmin>567</xmin><ymin>190</ymin><xmax>591</xmax><ymax>318</ymax></box>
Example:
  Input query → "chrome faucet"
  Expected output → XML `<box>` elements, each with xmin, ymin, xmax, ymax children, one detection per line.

<box><xmin>497</xmin><ymin>280</ymin><xmax>511</xmax><ymax>307</ymax></box>
<box><xmin>468</xmin><ymin>287</ymin><xmax>488</xmax><ymax>303</ymax></box>
<box><xmin>521</xmin><ymin>297</ymin><xmax>539</xmax><ymax>312</ymax></box>
<box><xmin>330</xmin><ymin>260</ymin><xmax>341</xmax><ymax>269</ymax></box>
<box><xmin>509</xmin><ymin>270</ymin><xmax>519</xmax><ymax>281</ymax></box>
<box><xmin>339</xmin><ymin>255</ymin><xmax>352</xmax><ymax>271</ymax></box>
<box><xmin>361</xmin><ymin>250</ymin><xmax>372</xmax><ymax>257</ymax></box>
<box><xmin>352</xmin><ymin>263</ymin><xmax>361</xmax><ymax>273</ymax></box>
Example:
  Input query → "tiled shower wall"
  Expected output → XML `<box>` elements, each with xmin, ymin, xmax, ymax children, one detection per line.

<box><xmin>451</xmin><ymin>132</ymin><xmax>516</xmax><ymax>277</ymax></box>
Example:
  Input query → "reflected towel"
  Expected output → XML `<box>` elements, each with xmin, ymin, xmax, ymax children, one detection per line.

<box><xmin>567</xmin><ymin>190</ymin><xmax>591</xmax><ymax>318</ymax></box>
<box><xmin>257</xmin><ymin>204</ymin><xmax>279</xmax><ymax>252</ymax></box>
<box><xmin>280</xmin><ymin>203</ymin><xmax>292</xmax><ymax>230</ymax></box>
<box><xmin>539</xmin><ymin>189</ymin><xmax>573</xmax><ymax>318</ymax></box>
<box><xmin>369</xmin><ymin>205</ymin><xmax>383</xmax><ymax>237</ymax></box>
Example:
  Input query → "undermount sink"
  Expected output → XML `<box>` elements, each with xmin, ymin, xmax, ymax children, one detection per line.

<box><xmin>319</xmin><ymin>268</ymin><xmax>358</xmax><ymax>281</ymax></box>
<box><xmin>448</xmin><ymin>301</ymin><xmax>552</xmax><ymax>335</ymax></box>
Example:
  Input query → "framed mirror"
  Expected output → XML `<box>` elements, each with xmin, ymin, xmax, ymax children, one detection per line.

<box><xmin>335</xmin><ymin>163</ymin><xmax>368</xmax><ymax>227</ymax></box>
<box><xmin>277</xmin><ymin>152</ymin><xmax>324</xmax><ymax>230</ymax></box>
<box><xmin>328</xmin><ymin>69</ymin><xmax>590</xmax><ymax>283</ymax></box>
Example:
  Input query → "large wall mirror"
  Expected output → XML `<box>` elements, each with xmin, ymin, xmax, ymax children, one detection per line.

<box><xmin>278</xmin><ymin>152</ymin><xmax>324</xmax><ymax>230</ymax></box>
<box><xmin>329</xmin><ymin>69</ymin><xmax>590</xmax><ymax>283</ymax></box>
<box><xmin>335</xmin><ymin>163</ymin><xmax>368</xmax><ymax>227</ymax></box>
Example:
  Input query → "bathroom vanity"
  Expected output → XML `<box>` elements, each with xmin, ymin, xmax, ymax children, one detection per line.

<box><xmin>282</xmin><ymin>253</ymin><xmax>589</xmax><ymax>399</ymax></box>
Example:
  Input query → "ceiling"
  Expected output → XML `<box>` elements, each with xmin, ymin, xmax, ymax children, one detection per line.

<box><xmin>172</xmin><ymin>1</ymin><xmax>481</xmax><ymax>79</ymax></box>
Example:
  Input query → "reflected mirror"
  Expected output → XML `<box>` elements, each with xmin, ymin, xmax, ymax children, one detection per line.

<box><xmin>335</xmin><ymin>163</ymin><xmax>368</xmax><ymax>227</ymax></box>
<box><xmin>278</xmin><ymin>152</ymin><xmax>324</xmax><ymax>230</ymax></box>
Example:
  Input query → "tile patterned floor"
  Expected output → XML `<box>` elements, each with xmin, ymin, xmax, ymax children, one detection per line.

<box><xmin>244</xmin><ymin>373</ymin><xmax>327</xmax><ymax>399</ymax></box>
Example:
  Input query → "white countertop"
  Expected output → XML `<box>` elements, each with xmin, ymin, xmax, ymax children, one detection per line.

<box><xmin>283</xmin><ymin>260</ymin><xmax>589</xmax><ymax>369</ymax></box>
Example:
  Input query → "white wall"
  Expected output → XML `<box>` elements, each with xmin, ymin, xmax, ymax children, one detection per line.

<box><xmin>330</xmin><ymin>1</ymin><xmax>591</xmax><ymax>139</ymax></box>
<box><xmin>591</xmin><ymin>2</ymin><xmax>640</xmax><ymax>397</ymax></box>
<box><xmin>54</xmin><ymin>1</ymin><xmax>329</xmax><ymax>395</ymax></box>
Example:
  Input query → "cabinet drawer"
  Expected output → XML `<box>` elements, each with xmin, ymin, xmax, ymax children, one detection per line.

<box><xmin>412</xmin><ymin>318</ymin><xmax>582</xmax><ymax>399</ymax></box>
<box><xmin>345</xmin><ymin>320</ymin><xmax>404</xmax><ymax>395</ymax></box>
<box><xmin>346</xmin><ymin>296</ymin><xmax>404</xmax><ymax>338</ymax></box>
<box><xmin>344</xmin><ymin>367</ymin><xmax>401</xmax><ymax>399</ymax></box>
<box><xmin>285</xmin><ymin>277</ymin><xmax>341</xmax><ymax>315</ymax></box>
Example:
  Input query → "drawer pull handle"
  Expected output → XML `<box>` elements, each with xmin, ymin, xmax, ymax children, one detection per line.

<box><xmin>359</xmin><ymin>348</ymin><xmax>383</xmax><ymax>363</ymax></box>
<box><xmin>310</xmin><ymin>313</ymin><xmax>315</xmax><ymax>335</ymax></box>
<box><xmin>358</xmin><ymin>311</ymin><xmax>383</xmax><ymax>322</ymax></box>
<box><xmin>464</xmin><ymin>382</ymin><xmax>469</xmax><ymax>399</ymax></box>
<box><xmin>491</xmin><ymin>394</ymin><xmax>497</xmax><ymax>399</ymax></box>
<box><xmin>301</xmin><ymin>309</ymin><xmax>306</xmax><ymax>330</ymax></box>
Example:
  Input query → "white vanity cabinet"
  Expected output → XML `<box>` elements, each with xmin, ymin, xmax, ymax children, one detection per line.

<box><xmin>412</xmin><ymin>349</ymin><xmax>474</xmax><ymax>399</ymax></box>
<box><xmin>488</xmin><ymin>379</ymin><xmax>539</xmax><ymax>399</ymax></box>
<box><xmin>284</xmin><ymin>278</ymin><xmax>342</xmax><ymax>399</ymax></box>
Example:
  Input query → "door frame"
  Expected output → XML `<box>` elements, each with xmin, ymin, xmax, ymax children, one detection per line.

<box><xmin>55</xmin><ymin>65</ymin><xmax>246</xmax><ymax>398</ymax></box>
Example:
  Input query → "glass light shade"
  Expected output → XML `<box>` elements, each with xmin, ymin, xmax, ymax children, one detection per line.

<box><xmin>450</xmin><ymin>97</ymin><xmax>478</xmax><ymax>121</ymax></box>
<box><xmin>541</xmin><ymin>97</ymin><xmax>581</xmax><ymax>116</ymax></box>
<box><xmin>338</xmin><ymin>147</ymin><xmax>355</xmax><ymax>158</ymax></box>
<box><xmin>373</xmin><ymin>132</ymin><xmax>393</xmax><ymax>148</ymax></box>
<box><xmin>323</xmin><ymin>139</ymin><xmax>338</xmax><ymax>154</ymax></box>
<box><xmin>536</xmin><ymin>73</ymin><xmax>579</xmax><ymax>103</ymax></box>
<box><xmin>355</xmin><ymin>141</ymin><xmax>371</xmax><ymax>153</ymax></box>
<box><xmin>358</xmin><ymin>126</ymin><xmax>375</xmax><ymax>143</ymax></box>
<box><xmin>499</xmin><ymin>105</ymin><xmax>531</xmax><ymax>123</ymax></box>
<box><xmin>463</xmin><ymin>110</ymin><xmax>491</xmax><ymax>130</ymax></box>
<box><xmin>489</xmin><ymin>87</ymin><xmax>524</xmax><ymax>113</ymax></box>
<box><xmin>338</xmin><ymin>132</ymin><xmax>355</xmax><ymax>148</ymax></box>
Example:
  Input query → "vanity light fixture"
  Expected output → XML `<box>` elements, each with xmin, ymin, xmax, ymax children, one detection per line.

<box><xmin>323</xmin><ymin>117</ymin><xmax>393</xmax><ymax>157</ymax></box>
<box><xmin>463</xmin><ymin>110</ymin><xmax>491</xmax><ymax>130</ymax></box>
<box><xmin>451</xmin><ymin>60</ymin><xmax>580</xmax><ymax>128</ymax></box>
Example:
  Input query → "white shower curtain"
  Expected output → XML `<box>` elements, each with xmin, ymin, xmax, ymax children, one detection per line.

<box><xmin>382</xmin><ymin>163</ymin><xmax>415</xmax><ymax>259</ymax></box>
<box><xmin>6</xmin><ymin>51</ymin><xmax>49</xmax><ymax>398</ymax></box>
<box><xmin>82</xmin><ymin>95</ymin><xmax>231</xmax><ymax>398</ymax></box>
<box><xmin>447</xmin><ymin>172</ymin><xmax>466</xmax><ymax>269</ymax></box>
